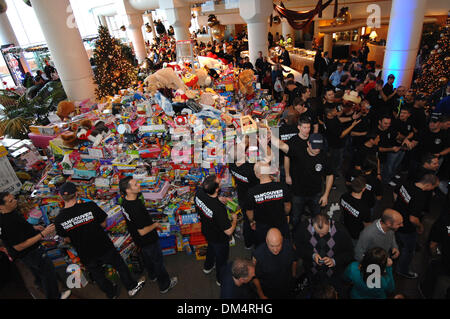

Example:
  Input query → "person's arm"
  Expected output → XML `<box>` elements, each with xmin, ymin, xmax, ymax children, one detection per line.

<box><xmin>13</xmin><ymin>224</ymin><xmax>55</xmax><ymax>252</ymax></box>
<box><xmin>340</xmin><ymin>119</ymin><xmax>361</xmax><ymax>139</ymax></box>
<box><xmin>252</xmin><ymin>277</ymin><xmax>268</xmax><ymax>299</ymax></box>
<box><xmin>437</xmin><ymin>147</ymin><xmax>450</xmax><ymax>157</ymax></box>
<box><xmin>319</xmin><ymin>174</ymin><xmax>334</xmax><ymax>207</ymax></box>
<box><xmin>292</xmin><ymin>260</ymin><xmax>298</xmax><ymax>278</ymax></box>
<box><xmin>284</xmin><ymin>202</ymin><xmax>291</xmax><ymax>224</ymax></box>
<box><xmin>354</xmin><ymin>234</ymin><xmax>367</xmax><ymax>262</ymax></box>
<box><xmin>224</xmin><ymin>214</ymin><xmax>238</xmax><ymax>236</ymax></box>
<box><xmin>137</xmin><ymin>223</ymin><xmax>162</xmax><ymax>236</ymax></box>
<box><xmin>379</xmin><ymin>145</ymin><xmax>401</xmax><ymax>153</ymax></box>
<box><xmin>409</xmin><ymin>215</ymin><xmax>424</xmax><ymax>234</ymax></box>
<box><xmin>350</xmin><ymin>131</ymin><xmax>367</xmax><ymax>137</ymax></box>
<box><xmin>284</xmin><ymin>156</ymin><xmax>292</xmax><ymax>185</ymax></box>
<box><xmin>246</xmin><ymin>209</ymin><xmax>256</xmax><ymax>230</ymax></box>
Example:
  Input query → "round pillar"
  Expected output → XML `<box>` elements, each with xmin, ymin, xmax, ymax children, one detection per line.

<box><xmin>323</xmin><ymin>33</ymin><xmax>333</xmax><ymax>58</ymax></box>
<box><xmin>239</xmin><ymin>0</ymin><xmax>273</xmax><ymax>65</ymax></box>
<box><xmin>164</xmin><ymin>5</ymin><xmax>191</xmax><ymax>42</ymax></box>
<box><xmin>382</xmin><ymin>0</ymin><xmax>426</xmax><ymax>88</ymax></box>
<box><xmin>99</xmin><ymin>15</ymin><xmax>107</xmax><ymax>27</ymax></box>
<box><xmin>0</xmin><ymin>12</ymin><xmax>30</xmax><ymax>73</ymax></box>
<box><xmin>30</xmin><ymin>0</ymin><xmax>96</xmax><ymax>101</ymax></box>
<box><xmin>282</xmin><ymin>18</ymin><xmax>294</xmax><ymax>43</ymax></box>
<box><xmin>127</xmin><ymin>14</ymin><xmax>147</xmax><ymax>63</ymax></box>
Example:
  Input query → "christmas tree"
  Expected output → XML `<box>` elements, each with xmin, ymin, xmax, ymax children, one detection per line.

<box><xmin>413</xmin><ymin>17</ymin><xmax>449</xmax><ymax>96</ymax></box>
<box><xmin>93</xmin><ymin>26</ymin><xmax>138</xmax><ymax>99</ymax></box>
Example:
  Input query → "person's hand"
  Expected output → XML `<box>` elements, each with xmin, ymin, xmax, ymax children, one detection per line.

<box><xmin>261</xmin><ymin>295</ymin><xmax>269</xmax><ymax>300</ymax></box>
<box><xmin>322</xmin><ymin>257</ymin><xmax>335</xmax><ymax>268</ymax></box>
<box><xmin>318</xmin><ymin>194</ymin><xmax>328</xmax><ymax>207</ymax></box>
<box><xmin>286</xmin><ymin>175</ymin><xmax>292</xmax><ymax>185</ymax></box>
<box><xmin>417</xmin><ymin>224</ymin><xmax>424</xmax><ymax>235</ymax></box>
<box><xmin>377</xmin><ymin>174</ymin><xmax>382</xmax><ymax>181</ymax></box>
<box><xmin>218</xmin><ymin>196</ymin><xmax>230</xmax><ymax>204</ymax></box>
<box><xmin>313</xmin><ymin>253</ymin><xmax>322</xmax><ymax>265</ymax></box>
<box><xmin>231</xmin><ymin>213</ymin><xmax>238</xmax><ymax>222</ymax></box>
<box><xmin>393</xmin><ymin>88</ymin><xmax>397</xmax><ymax>94</ymax></box>
<box><xmin>387</xmin><ymin>257</ymin><xmax>393</xmax><ymax>267</ymax></box>
<box><xmin>250</xmin><ymin>221</ymin><xmax>256</xmax><ymax>231</ymax></box>
<box><xmin>41</xmin><ymin>224</ymin><xmax>56</xmax><ymax>237</ymax></box>
<box><xmin>352</xmin><ymin>119</ymin><xmax>362</xmax><ymax>126</ymax></box>
<box><xmin>391</xmin><ymin>248</ymin><xmax>400</xmax><ymax>259</ymax></box>
<box><xmin>154</xmin><ymin>222</ymin><xmax>162</xmax><ymax>230</ymax></box>
<box><xmin>392</xmin><ymin>146</ymin><xmax>401</xmax><ymax>153</ymax></box>
<box><xmin>34</xmin><ymin>225</ymin><xmax>45</xmax><ymax>231</ymax></box>
<box><xmin>352</xmin><ymin>112</ymin><xmax>362</xmax><ymax>120</ymax></box>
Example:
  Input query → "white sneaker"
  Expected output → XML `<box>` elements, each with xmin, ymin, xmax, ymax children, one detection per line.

<box><xmin>395</xmin><ymin>175</ymin><xmax>401</xmax><ymax>179</ymax></box>
<box><xmin>203</xmin><ymin>265</ymin><xmax>215</xmax><ymax>274</ymax></box>
<box><xmin>389</xmin><ymin>181</ymin><xmax>397</xmax><ymax>187</ymax></box>
<box><xmin>128</xmin><ymin>276</ymin><xmax>146</xmax><ymax>297</ymax></box>
<box><xmin>160</xmin><ymin>277</ymin><xmax>178</xmax><ymax>294</ymax></box>
<box><xmin>60</xmin><ymin>290</ymin><xmax>71</xmax><ymax>299</ymax></box>
<box><xmin>216</xmin><ymin>280</ymin><xmax>221</xmax><ymax>287</ymax></box>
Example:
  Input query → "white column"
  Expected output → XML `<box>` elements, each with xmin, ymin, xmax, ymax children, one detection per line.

<box><xmin>126</xmin><ymin>14</ymin><xmax>147</xmax><ymax>63</ymax></box>
<box><xmin>281</xmin><ymin>18</ymin><xmax>294</xmax><ymax>42</ymax></box>
<box><xmin>323</xmin><ymin>33</ymin><xmax>333</xmax><ymax>58</ymax></box>
<box><xmin>99</xmin><ymin>15</ymin><xmax>107</xmax><ymax>27</ymax></box>
<box><xmin>239</xmin><ymin>0</ymin><xmax>273</xmax><ymax>65</ymax></box>
<box><xmin>0</xmin><ymin>12</ymin><xmax>30</xmax><ymax>73</ymax></box>
<box><xmin>160</xmin><ymin>2</ymin><xmax>191</xmax><ymax>42</ymax></box>
<box><xmin>30</xmin><ymin>0</ymin><xmax>96</xmax><ymax>101</ymax></box>
<box><xmin>145</xmin><ymin>12</ymin><xmax>157</xmax><ymax>41</ymax></box>
<box><xmin>382</xmin><ymin>0</ymin><xmax>426</xmax><ymax>88</ymax></box>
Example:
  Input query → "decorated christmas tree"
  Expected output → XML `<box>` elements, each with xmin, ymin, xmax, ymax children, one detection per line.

<box><xmin>93</xmin><ymin>26</ymin><xmax>138</xmax><ymax>99</ymax></box>
<box><xmin>413</xmin><ymin>17</ymin><xmax>449</xmax><ymax>96</ymax></box>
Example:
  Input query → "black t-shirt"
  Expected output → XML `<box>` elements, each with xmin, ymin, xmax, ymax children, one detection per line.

<box><xmin>339</xmin><ymin>193</ymin><xmax>371</xmax><ymax>239</ymax></box>
<box><xmin>55</xmin><ymin>202</ymin><xmax>115</xmax><ymax>263</ymax></box>
<box><xmin>0</xmin><ymin>210</ymin><xmax>40</xmax><ymax>258</ymax></box>
<box><xmin>323</xmin><ymin>117</ymin><xmax>344</xmax><ymax>148</ymax></box>
<box><xmin>285</xmin><ymin>134</ymin><xmax>308</xmax><ymax>176</ymax></box>
<box><xmin>410</xmin><ymin>107</ymin><xmax>427</xmax><ymax>132</ymax></box>
<box><xmin>246</xmin><ymin>182</ymin><xmax>291</xmax><ymax>228</ymax></box>
<box><xmin>347</xmin><ymin>169</ymin><xmax>382</xmax><ymax>209</ymax></box>
<box><xmin>279</xmin><ymin>124</ymin><xmax>299</xmax><ymax>169</ymax></box>
<box><xmin>392</xmin><ymin>118</ymin><xmax>416</xmax><ymax>141</ymax></box>
<box><xmin>418</xmin><ymin>128</ymin><xmax>448</xmax><ymax>155</ymax></box>
<box><xmin>287</xmin><ymin>147</ymin><xmax>332</xmax><ymax>196</ymax></box>
<box><xmin>366</xmin><ymin>89</ymin><xmax>388</xmax><ymax>115</ymax></box>
<box><xmin>284</xmin><ymin>86</ymin><xmax>301</xmax><ymax>107</ymax></box>
<box><xmin>220</xmin><ymin>262</ymin><xmax>257</xmax><ymax>299</ymax></box>
<box><xmin>195</xmin><ymin>189</ymin><xmax>231</xmax><ymax>244</ymax></box>
<box><xmin>394</xmin><ymin>183</ymin><xmax>427</xmax><ymax>234</ymax></box>
<box><xmin>121</xmin><ymin>198</ymin><xmax>159</xmax><ymax>248</ymax></box>
<box><xmin>252</xmin><ymin>240</ymin><xmax>296</xmax><ymax>299</ymax></box>
<box><xmin>353</xmin><ymin>144</ymin><xmax>379</xmax><ymax>168</ymax></box>
<box><xmin>376</xmin><ymin>126</ymin><xmax>398</xmax><ymax>161</ymax></box>
<box><xmin>351</xmin><ymin>115</ymin><xmax>370</xmax><ymax>148</ymax></box>
<box><xmin>229</xmin><ymin>163</ymin><xmax>258</xmax><ymax>206</ymax></box>
<box><xmin>428</xmin><ymin>213</ymin><xmax>450</xmax><ymax>274</ymax></box>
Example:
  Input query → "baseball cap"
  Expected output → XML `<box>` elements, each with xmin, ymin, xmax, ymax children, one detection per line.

<box><xmin>59</xmin><ymin>182</ymin><xmax>77</xmax><ymax>196</ymax></box>
<box><xmin>430</xmin><ymin>113</ymin><xmax>441</xmax><ymax>122</ymax></box>
<box><xmin>388</xmin><ymin>74</ymin><xmax>395</xmax><ymax>79</ymax></box>
<box><xmin>309</xmin><ymin>133</ymin><xmax>325</xmax><ymax>150</ymax></box>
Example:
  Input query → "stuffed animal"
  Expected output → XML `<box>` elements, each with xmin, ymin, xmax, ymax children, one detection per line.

<box><xmin>238</xmin><ymin>69</ymin><xmax>255</xmax><ymax>96</ymax></box>
<box><xmin>143</xmin><ymin>68</ymin><xmax>188</xmax><ymax>96</ymax></box>
<box><xmin>60</xmin><ymin>131</ymin><xmax>78</xmax><ymax>148</ymax></box>
<box><xmin>56</xmin><ymin>101</ymin><xmax>75</xmax><ymax>122</ymax></box>
<box><xmin>197</xmin><ymin>56</ymin><xmax>223</xmax><ymax>70</ymax></box>
<box><xmin>195</xmin><ymin>68</ymin><xmax>212</xmax><ymax>87</ymax></box>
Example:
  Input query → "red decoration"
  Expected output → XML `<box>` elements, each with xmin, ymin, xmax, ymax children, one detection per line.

<box><xmin>273</xmin><ymin>1</ymin><xmax>335</xmax><ymax>30</ymax></box>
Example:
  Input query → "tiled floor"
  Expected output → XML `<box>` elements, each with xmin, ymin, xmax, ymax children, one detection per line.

<box><xmin>1</xmin><ymin>172</ymin><xmax>446</xmax><ymax>299</ymax></box>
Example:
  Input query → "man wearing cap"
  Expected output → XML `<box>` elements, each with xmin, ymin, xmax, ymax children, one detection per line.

<box><xmin>382</xmin><ymin>74</ymin><xmax>397</xmax><ymax>107</ymax></box>
<box><xmin>54</xmin><ymin>182</ymin><xmax>145</xmax><ymax>299</ymax></box>
<box><xmin>0</xmin><ymin>192</ymin><xmax>71</xmax><ymax>299</ymax></box>
<box><xmin>410</xmin><ymin>94</ymin><xmax>428</xmax><ymax>132</ymax></box>
<box><xmin>275</xmin><ymin>132</ymin><xmax>334</xmax><ymax>228</ymax></box>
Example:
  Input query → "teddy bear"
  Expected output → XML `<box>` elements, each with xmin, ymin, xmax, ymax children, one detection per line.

<box><xmin>195</xmin><ymin>68</ymin><xmax>212</xmax><ymax>87</ymax></box>
<box><xmin>143</xmin><ymin>67</ymin><xmax>188</xmax><ymax>96</ymax></box>
<box><xmin>238</xmin><ymin>69</ymin><xmax>255</xmax><ymax>96</ymax></box>
<box><xmin>56</xmin><ymin>101</ymin><xmax>76</xmax><ymax>122</ymax></box>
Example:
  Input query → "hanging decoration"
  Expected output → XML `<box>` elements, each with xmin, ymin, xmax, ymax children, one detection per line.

<box><xmin>23</xmin><ymin>0</ymin><xmax>32</xmax><ymax>7</ymax></box>
<box><xmin>273</xmin><ymin>0</ymin><xmax>336</xmax><ymax>30</ymax></box>
<box><xmin>0</xmin><ymin>0</ymin><xmax>7</xmax><ymax>14</ymax></box>
<box><xmin>334</xmin><ymin>7</ymin><xmax>351</xmax><ymax>25</ymax></box>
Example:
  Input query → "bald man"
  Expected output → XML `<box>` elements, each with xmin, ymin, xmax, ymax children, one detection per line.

<box><xmin>252</xmin><ymin>228</ymin><xmax>297</xmax><ymax>299</ymax></box>
<box><xmin>246</xmin><ymin>162</ymin><xmax>291</xmax><ymax>246</ymax></box>
<box><xmin>354</xmin><ymin>208</ymin><xmax>403</xmax><ymax>262</ymax></box>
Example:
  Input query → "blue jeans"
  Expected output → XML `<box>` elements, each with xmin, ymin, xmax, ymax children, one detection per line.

<box><xmin>204</xmin><ymin>241</ymin><xmax>229</xmax><ymax>284</ymax></box>
<box><xmin>328</xmin><ymin>147</ymin><xmax>344</xmax><ymax>176</ymax></box>
<box><xmin>291</xmin><ymin>193</ymin><xmax>321</xmax><ymax>229</ymax></box>
<box><xmin>395</xmin><ymin>231</ymin><xmax>417</xmax><ymax>275</ymax></box>
<box><xmin>21</xmin><ymin>246</ymin><xmax>61</xmax><ymax>299</ymax></box>
<box><xmin>141</xmin><ymin>240</ymin><xmax>170</xmax><ymax>291</ymax></box>
<box><xmin>382</xmin><ymin>150</ymin><xmax>405</xmax><ymax>183</ymax></box>
<box><xmin>84</xmin><ymin>247</ymin><xmax>137</xmax><ymax>298</ymax></box>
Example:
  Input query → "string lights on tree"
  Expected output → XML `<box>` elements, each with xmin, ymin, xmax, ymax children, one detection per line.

<box><xmin>93</xmin><ymin>26</ymin><xmax>138</xmax><ymax>99</ymax></box>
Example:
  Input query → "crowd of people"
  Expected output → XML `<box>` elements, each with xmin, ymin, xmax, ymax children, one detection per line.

<box><xmin>21</xmin><ymin>60</ymin><xmax>59</xmax><ymax>99</ymax></box>
<box><xmin>0</xmin><ymin>27</ymin><xmax>449</xmax><ymax>300</ymax></box>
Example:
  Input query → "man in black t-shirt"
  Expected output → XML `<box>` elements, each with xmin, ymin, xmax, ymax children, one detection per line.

<box><xmin>278</xmin><ymin>111</ymin><xmax>299</xmax><ymax>184</ymax></box>
<box><xmin>0</xmin><ymin>192</ymin><xmax>70</xmax><ymax>299</ymax></box>
<box><xmin>119</xmin><ymin>177</ymin><xmax>177</xmax><ymax>294</ymax></box>
<box><xmin>220</xmin><ymin>258</ymin><xmax>257</xmax><ymax>299</ymax></box>
<box><xmin>55</xmin><ymin>183</ymin><xmax>145</xmax><ymax>299</ymax></box>
<box><xmin>339</xmin><ymin>176</ymin><xmax>371</xmax><ymax>244</ymax></box>
<box><xmin>283</xmin><ymin>80</ymin><xmax>301</xmax><ymax>107</ymax></box>
<box><xmin>393</xmin><ymin>174</ymin><xmax>439</xmax><ymax>279</ymax></box>
<box><xmin>195</xmin><ymin>175</ymin><xmax>237</xmax><ymax>286</ymax></box>
<box><xmin>410</xmin><ymin>95</ymin><xmax>428</xmax><ymax>132</ymax></box>
<box><xmin>246</xmin><ymin>162</ymin><xmax>291</xmax><ymax>246</ymax></box>
<box><xmin>252</xmin><ymin>228</ymin><xmax>297</xmax><ymax>299</ymax></box>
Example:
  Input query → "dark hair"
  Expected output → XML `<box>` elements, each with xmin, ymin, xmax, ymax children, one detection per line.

<box><xmin>231</xmin><ymin>259</ymin><xmax>253</xmax><ymax>279</ymax></box>
<box><xmin>340</xmin><ymin>74</ymin><xmax>349</xmax><ymax>83</ymax></box>
<box><xmin>302</xmin><ymin>65</ymin><xmax>310</xmax><ymax>76</ymax></box>
<box><xmin>312</xmin><ymin>213</ymin><xmax>330</xmax><ymax>229</ymax></box>
<box><xmin>286</xmin><ymin>79</ymin><xmax>296</xmax><ymax>87</ymax></box>
<box><xmin>299</xmin><ymin>85</ymin><xmax>310</xmax><ymax>96</ymax></box>
<box><xmin>361</xmin><ymin>154</ymin><xmax>378</xmax><ymax>173</ymax></box>
<box><xmin>297</xmin><ymin>114</ymin><xmax>311</xmax><ymax>126</ymax></box>
<box><xmin>422</xmin><ymin>153</ymin><xmax>438</xmax><ymax>166</ymax></box>
<box><xmin>379</xmin><ymin>114</ymin><xmax>392</xmax><ymax>122</ymax></box>
<box><xmin>360</xmin><ymin>247</ymin><xmax>388</xmax><ymax>283</ymax></box>
<box><xmin>292</xmin><ymin>97</ymin><xmax>305</xmax><ymax>107</ymax></box>
<box><xmin>310</xmin><ymin>284</ymin><xmax>338</xmax><ymax>299</ymax></box>
<box><xmin>419</xmin><ymin>174</ymin><xmax>439</xmax><ymax>186</ymax></box>
<box><xmin>324</xmin><ymin>107</ymin><xmax>336</xmax><ymax>115</ymax></box>
<box><xmin>202</xmin><ymin>174</ymin><xmax>219</xmax><ymax>195</ymax></box>
<box><xmin>355</xmin><ymin>80</ymin><xmax>364</xmax><ymax>88</ymax></box>
<box><xmin>351</xmin><ymin>175</ymin><xmax>366</xmax><ymax>193</ymax></box>
<box><xmin>119</xmin><ymin>176</ymin><xmax>133</xmax><ymax>196</ymax></box>
<box><xmin>376</xmin><ymin>79</ymin><xmax>384</xmax><ymax>86</ymax></box>
<box><xmin>0</xmin><ymin>192</ymin><xmax>9</xmax><ymax>206</ymax></box>
<box><xmin>368</xmin><ymin>73</ymin><xmax>376</xmax><ymax>81</ymax></box>
<box><xmin>286</xmin><ymin>73</ymin><xmax>294</xmax><ymax>79</ymax></box>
